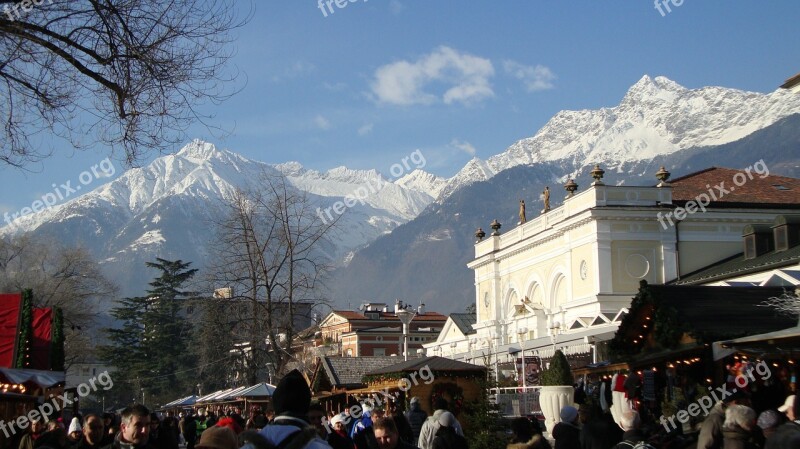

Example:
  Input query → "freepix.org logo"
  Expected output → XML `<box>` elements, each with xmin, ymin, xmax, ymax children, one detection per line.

<box><xmin>3</xmin><ymin>157</ymin><xmax>116</xmax><ymax>229</ymax></box>
<box><xmin>316</xmin><ymin>149</ymin><xmax>426</xmax><ymax>225</ymax></box>
<box><xmin>0</xmin><ymin>371</ymin><xmax>114</xmax><ymax>438</ymax></box>
<box><xmin>656</xmin><ymin>160</ymin><xmax>770</xmax><ymax>230</ymax></box>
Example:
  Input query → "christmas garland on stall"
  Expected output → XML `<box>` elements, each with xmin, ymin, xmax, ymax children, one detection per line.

<box><xmin>430</xmin><ymin>382</ymin><xmax>464</xmax><ymax>416</ymax></box>
<box><xmin>51</xmin><ymin>308</ymin><xmax>65</xmax><ymax>371</ymax></box>
<box><xmin>15</xmin><ymin>290</ymin><xmax>33</xmax><ymax>368</ymax></box>
<box><xmin>609</xmin><ymin>280</ymin><xmax>685</xmax><ymax>360</ymax></box>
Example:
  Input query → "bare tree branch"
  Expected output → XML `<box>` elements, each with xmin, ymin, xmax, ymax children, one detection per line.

<box><xmin>0</xmin><ymin>0</ymin><xmax>251</xmax><ymax>167</ymax></box>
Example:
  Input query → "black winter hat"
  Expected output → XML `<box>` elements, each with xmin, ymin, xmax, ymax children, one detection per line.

<box><xmin>272</xmin><ymin>369</ymin><xmax>311</xmax><ymax>417</ymax></box>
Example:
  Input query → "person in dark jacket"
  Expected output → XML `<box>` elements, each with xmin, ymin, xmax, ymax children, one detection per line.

<box><xmin>721</xmin><ymin>404</ymin><xmax>758</xmax><ymax>449</ymax></box>
<box><xmin>579</xmin><ymin>404</ymin><xmax>622</xmax><ymax>449</ymax></box>
<box><xmin>390</xmin><ymin>400</ymin><xmax>414</xmax><ymax>445</ymax></box>
<box><xmin>551</xmin><ymin>406</ymin><xmax>580</xmax><ymax>449</ymax></box>
<box><xmin>432</xmin><ymin>412</ymin><xmax>466</xmax><ymax>449</ymax></box>
<box><xmin>182</xmin><ymin>413</ymin><xmax>197</xmax><ymax>449</ymax></box>
<box><xmin>73</xmin><ymin>415</ymin><xmax>105</xmax><ymax>449</ymax></box>
<box><xmin>405</xmin><ymin>397</ymin><xmax>428</xmax><ymax>444</ymax></box>
<box><xmin>507</xmin><ymin>417</ymin><xmax>550</xmax><ymax>449</ymax></box>
<box><xmin>327</xmin><ymin>413</ymin><xmax>356</xmax><ymax>449</ymax></box>
<box><xmin>766</xmin><ymin>394</ymin><xmax>800</xmax><ymax>449</ymax></box>
<box><xmin>373</xmin><ymin>417</ymin><xmax>418</xmax><ymax>449</ymax></box>
<box><xmin>100</xmin><ymin>404</ymin><xmax>155</xmax><ymax>449</ymax></box>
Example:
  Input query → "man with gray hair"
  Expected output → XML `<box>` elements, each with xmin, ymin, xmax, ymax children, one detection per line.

<box><xmin>101</xmin><ymin>404</ymin><xmax>154</xmax><ymax>449</ymax></box>
<box><xmin>611</xmin><ymin>410</ymin><xmax>654</xmax><ymax>449</ymax></box>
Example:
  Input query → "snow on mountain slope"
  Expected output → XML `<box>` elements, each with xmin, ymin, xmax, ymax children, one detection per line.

<box><xmin>0</xmin><ymin>140</ymin><xmax>446</xmax><ymax>299</ymax></box>
<box><xmin>440</xmin><ymin>76</ymin><xmax>800</xmax><ymax>198</ymax></box>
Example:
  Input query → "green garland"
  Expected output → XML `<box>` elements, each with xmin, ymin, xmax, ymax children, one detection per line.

<box><xmin>609</xmin><ymin>280</ymin><xmax>685</xmax><ymax>360</ymax></box>
<box><xmin>15</xmin><ymin>289</ymin><xmax>33</xmax><ymax>369</ymax></box>
<box><xmin>430</xmin><ymin>382</ymin><xmax>464</xmax><ymax>415</ymax></box>
<box><xmin>362</xmin><ymin>370</ymin><xmax>484</xmax><ymax>385</ymax></box>
<box><xmin>51</xmin><ymin>308</ymin><xmax>65</xmax><ymax>371</ymax></box>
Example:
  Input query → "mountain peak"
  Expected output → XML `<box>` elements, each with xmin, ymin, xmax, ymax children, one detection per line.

<box><xmin>625</xmin><ymin>75</ymin><xmax>686</xmax><ymax>99</ymax></box>
<box><xmin>176</xmin><ymin>139</ymin><xmax>221</xmax><ymax>161</ymax></box>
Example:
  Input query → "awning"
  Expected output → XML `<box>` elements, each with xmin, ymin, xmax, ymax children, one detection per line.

<box><xmin>0</xmin><ymin>367</ymin><xmax>64</xmax><ymax>388</ymax></box>
<box><xmin>163</xmin><ymin>395</ymin><xmax>197</xmax><ymax>408</ymax></box>
<box><xmin>713</xmin><ymin>326</ymin><xmax>800</xmax><ymax>360</ymax></box>
<box><xmin>235</xmin><ymin>383</ymin><xmax>276</xmax><ymax>398</ymax></box>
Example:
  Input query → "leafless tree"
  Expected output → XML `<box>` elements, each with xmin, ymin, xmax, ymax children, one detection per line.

<box><xmin>0</xmin><ymin>0</ymin><xmax>250</xmax><ymax>167</ymax></box>
<box><xmin>203</xmin><ymin>172</ymin><xmax>338</xmax><ymax>384</ymax></box>
<box><xmin>761</xmin><ymin>288</ymin><xmax>800</xmax><ymax>325</ymax></box>
<box><xmin>0</xmin><ymin>233</ymin><xmax>118</xmax><ymax>367</ymax></box>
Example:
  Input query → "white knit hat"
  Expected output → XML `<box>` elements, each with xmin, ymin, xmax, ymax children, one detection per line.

<box><xmin>68</xmin><ymin>417</ymin><xmax>82</xmax><ymax>434</ymax></box>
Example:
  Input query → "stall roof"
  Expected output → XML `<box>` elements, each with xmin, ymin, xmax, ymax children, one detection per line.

<box><xmin>215</xmin><ymin>385</ymin><xmax>251</xmax><ymax>402</ymax></box>
<box><xmin>235</xmin><ymin>382</ymin><xmax>276</xmax><ymax>398</ymax></box>
<box><xmin>366</xmin><ymin>356</ymin><xmax>486</xmax><ymax>376</ymax></box>
<box><xmin>163</xmin><ymin>395</ymin><xmax>197</xmax><ymax>408</ymax></box>
<box><xmin>0</xmin><ymin>367</ymin><xmax>64</xmax><ymax>388</ymax></box>
<box><xmin>713</xmin><ymin>326</ymin><xmax>800</xmax><ymax>360</ymax></box>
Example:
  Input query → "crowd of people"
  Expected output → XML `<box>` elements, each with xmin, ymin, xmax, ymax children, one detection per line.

<box><xmin>520</xmin><ymin>390</ymin><xmax>800</xmax><ymax>449</ymax></box>
<box><xmin>7</xmin><ymin>369</ymin><xmax>470</xmax><ymax>449</ymax></box>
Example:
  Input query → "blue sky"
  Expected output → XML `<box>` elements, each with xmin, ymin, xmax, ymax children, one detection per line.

<box><xmin>2</xmin><ymin>1</ymin><xmax>800</xmax><ymax>217</ymax></box>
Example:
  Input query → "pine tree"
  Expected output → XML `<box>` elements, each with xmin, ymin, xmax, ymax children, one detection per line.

<box><xmin>99</xmin><ymin>258</ymin><xmax>198</xmax><ymax>406</ymax></box>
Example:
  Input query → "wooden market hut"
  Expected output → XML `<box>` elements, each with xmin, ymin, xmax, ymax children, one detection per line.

<box><xmin>582</xmin><ymin>282</ymin><xmax>797</xmax><ymax>421</ymax></box>
<box><xmin>310</xmin><ymin>356</ymin><xmax>401</xmax><ymax>413</ymax></box>
<box><xmin>361</xmin><ymin>356</ymin><xmax>486</xmax><ymax>420</ymax></box>
<box><xmin>607</xmin><ymin>282</ymin><xmax>795</xmax><ymax>373</ymax></box>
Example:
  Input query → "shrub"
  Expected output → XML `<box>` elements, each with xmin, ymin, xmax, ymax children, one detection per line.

<box><xmin>539</xmin><ymin>350</ymin><xmax>573</xmax><ymax>386</ymax></box>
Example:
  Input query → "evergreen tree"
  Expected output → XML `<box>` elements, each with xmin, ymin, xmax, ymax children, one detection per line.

<box><xmin>99</xmin><ymin>258</ymin><xmax>198</xmax><ymax>406</ymax></box>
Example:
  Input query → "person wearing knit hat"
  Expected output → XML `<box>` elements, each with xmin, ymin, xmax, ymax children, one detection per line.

<box><xmin>326</xmin><ymin>413</ymin><xmax>354</xmax><ymax>449</ymax></box>
<box><xmin>196</xmin><ymin>426</ymin><xmax>237</xmax><ymax>449</ymax></box>
<box><xmin>430</xmin><ymin>412</ymin><xmax>467</xmax><ymax>449</ymax></box>
<box><xmin>551</xmin><ymin>405</ymin><xmax>580</xmax><ymax>449</ymax></box>
<box><xmin>257</xmin><ymin>369</ymin><xmax>329</xmax><ymax>449</ymax></box>
<box><xmin>767</xmin><ymin>394</ymin><xmax>800</xmax><ymax>449</ymax></box>
<box><xmin>68</xmin><ymin>417</ymin><xmax>83</xmax><ymax>443</ymax></box>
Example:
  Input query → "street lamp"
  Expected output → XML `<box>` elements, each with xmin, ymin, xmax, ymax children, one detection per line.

<box><xmin>517</xmin><ymin>327</ymin><xmax>528</xmax><ymax>390</ymax></box>
<box><xmin>396</xmin><ymin>303</ymin><xmax>416</xmax><ymax>361</ymax></box>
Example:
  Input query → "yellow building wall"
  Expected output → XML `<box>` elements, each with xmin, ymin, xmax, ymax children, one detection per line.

<box><xmin>610</xmin><ymin>240</ymin><xmax>662</xmax><ymax>292</ymax></box>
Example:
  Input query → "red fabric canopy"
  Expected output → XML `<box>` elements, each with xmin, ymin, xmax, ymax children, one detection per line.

<box><xmin>0</xmin><ymin>293</ymin><xmax>22</xmax><ymax>368</ymax></box>
<box><xmin>31</xmin><ymin>308</ymin><xmax>52</xmax><ymax>370</ymax></box>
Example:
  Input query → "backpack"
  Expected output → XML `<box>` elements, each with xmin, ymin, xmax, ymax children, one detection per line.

<box><xmin>269</xmin><ymin>427</ymin><xmax>319</xmax><ymax>449</ymax></box>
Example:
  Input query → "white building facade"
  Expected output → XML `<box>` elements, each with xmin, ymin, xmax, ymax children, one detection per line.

<box><xmin>428</xmin><ymin>167</ymin><xmax>800</xmax><ymax>382</ymax></box>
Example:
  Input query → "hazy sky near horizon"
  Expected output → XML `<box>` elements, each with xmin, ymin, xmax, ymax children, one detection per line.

<box><xmin>2</xmin><ymin>1</ymin><xmax>800</xmax><ymax>216</ymax></box>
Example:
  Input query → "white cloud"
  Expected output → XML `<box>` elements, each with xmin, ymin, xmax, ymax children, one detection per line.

<box><xmin>371</xmin><ymin>46</ymin><xmax>495</xmax><ymax>106</ymax></box>
<box><xmin>450</xmin><ymin>139</ymin><xmax>477</xmax><ymax>156</ymax></box>
<box><xmin>358</xmin><ymin>123</ymin><xmax>374</xmax><ymax>136</ymax></box>
<box><xmin>314</xmin><ymin>115</ymin><xmax>331</xmax><ymax>130</ymax></box>
<box><xmin>271</xmin><ymin>61</ymin><xmax>316</xmax><ymax>82</ymax></box>
<box><xmin>389</xmin><ymin>0</ymin><xmax>404</xmax><ymax>15</ymax></box>
<box><xmin>503</xmin><ymin>60</ymin><xmax>556</xmax><ymax>92</ymax></box>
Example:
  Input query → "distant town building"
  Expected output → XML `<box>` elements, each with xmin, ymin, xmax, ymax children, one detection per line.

<box><xmin>319</xmin><ymin>301</ymin><xmax>447</xmax><ymax>357</ymax></box>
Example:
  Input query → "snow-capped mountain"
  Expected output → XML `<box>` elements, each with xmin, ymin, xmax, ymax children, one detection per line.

<box><xmin>439</xmin><ymin>75</ymin><xmax>800</xmax><ymax>198</ymax></box>
<box><xmin>5</xmin><ymin>75</ymin><xmax>800</xmax><ymax>310</ymax></box>
<box><xmin>0</xmin><ymin>140</ymin><xmax>446</xmax><ymax>300</ymax></box>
